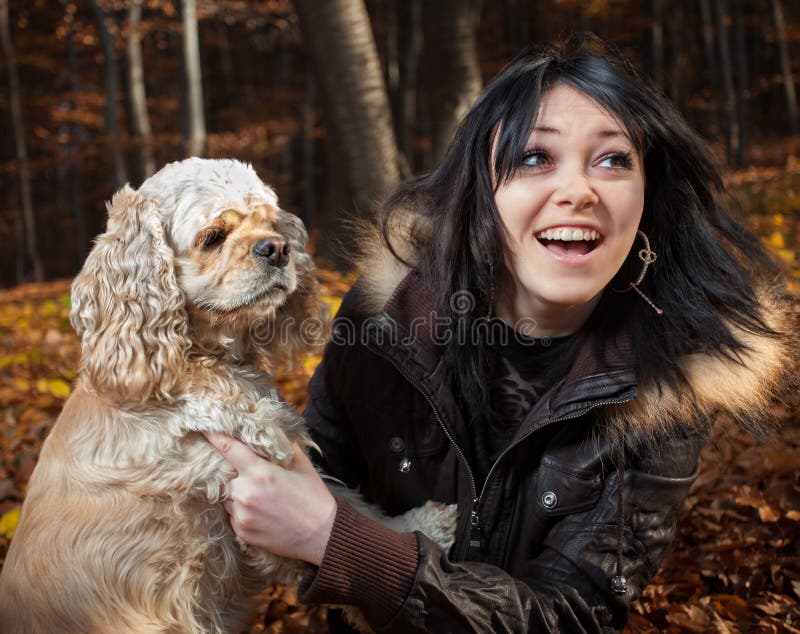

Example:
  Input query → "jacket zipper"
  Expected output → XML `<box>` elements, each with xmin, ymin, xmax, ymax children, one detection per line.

<box><xmin>402</xmin><ymin>378</ymin><xmax>486</xmax><ymax>555</ymax></box>
<box><xmin>366</xmin><ymin>343</ymin><xmax>481</xmax><ymax>543</ymax></box>
<box><xmin>368</xmin><ymin>338</ymin><xmax>634</xmax><ymax>558</ymax></box>
<box><xmin>470</xmin><ymin>395</ymin><xmax>635</xmax><ymax>552</ymax></box>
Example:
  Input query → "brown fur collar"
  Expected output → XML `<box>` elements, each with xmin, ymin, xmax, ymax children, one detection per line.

<box><xmin>603</xmin><ymin>292</ymin><xmax>793</xmax><ymax>440</ymax></box>
<box><xmin>354</xmin><ymin>224</ymin><xmax>795</xmax><ymax>438</ymax></box>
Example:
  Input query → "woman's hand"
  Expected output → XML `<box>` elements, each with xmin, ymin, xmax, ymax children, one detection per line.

<box><xmin>204</xmin><ymin>432</ymin><xmax>337</xmax><ymax>566</ymax></box>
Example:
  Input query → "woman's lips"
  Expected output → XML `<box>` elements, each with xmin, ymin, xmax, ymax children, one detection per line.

<box><xmin>535</xmin><ymin>226</ymin><xmax>603</xmax><ymax>262</ymax></box>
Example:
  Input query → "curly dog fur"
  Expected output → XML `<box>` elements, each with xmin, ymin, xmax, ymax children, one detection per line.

<box><xmin>0</xmin><ymin>158</ymin><xmax>455</xmax><ymax>633</ymax></box>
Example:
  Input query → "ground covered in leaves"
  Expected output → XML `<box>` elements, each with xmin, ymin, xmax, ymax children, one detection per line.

<box><xmin>0</xmin><ymin>168</ymin><xmax>799</xmax><ymax>632</ymax></box>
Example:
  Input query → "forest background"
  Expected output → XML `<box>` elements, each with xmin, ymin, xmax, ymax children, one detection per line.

<box><xmin>0</xmin><ymin>0</ymin><xmax>799</xmax><ymax>632</ymax></box>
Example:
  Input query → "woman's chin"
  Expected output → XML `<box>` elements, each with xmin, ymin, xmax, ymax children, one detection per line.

<box><xmin>525</xmin><ymin>285</ymin><xmax>604</xmax><ymax>313</ymax></box>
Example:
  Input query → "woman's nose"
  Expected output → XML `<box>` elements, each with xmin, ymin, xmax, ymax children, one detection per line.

<box><xmin>554</xmin><ymin>171</ymin><xmax>599</xmax><ymax>210</ymax></box>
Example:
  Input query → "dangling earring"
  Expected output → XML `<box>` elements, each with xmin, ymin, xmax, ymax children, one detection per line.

<box><xmin>611</xmin><ymin>230</ymin><xmax>664</xmax><ymax>316</ymax></box>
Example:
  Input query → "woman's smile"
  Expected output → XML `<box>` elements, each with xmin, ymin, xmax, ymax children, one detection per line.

<box><xmin>535</xmin><ymin>224</ymin><xmax>604</xmax><ymax>261</ymax></box>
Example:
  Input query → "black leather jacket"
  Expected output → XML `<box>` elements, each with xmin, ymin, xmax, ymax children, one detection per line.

<box><xmin>305</xmin><ymin>270</ymin><xmax>705</xmax><ymax>632</ymax></box>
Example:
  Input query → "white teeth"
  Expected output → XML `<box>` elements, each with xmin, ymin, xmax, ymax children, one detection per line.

<box><xmin>536</xmin><ymin>228</ymin><xmax>600</xmax><ymax>242</ymax></box>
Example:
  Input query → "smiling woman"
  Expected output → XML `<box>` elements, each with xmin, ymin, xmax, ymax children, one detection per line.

<box><xmin>206</xmin><ymin>34</ymin><xmax>792</xmax><ymax>633</ymax></box>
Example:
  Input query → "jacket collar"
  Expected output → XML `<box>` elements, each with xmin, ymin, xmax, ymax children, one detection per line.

<box><xmin>377</xmin><ymin>268</ymin><xmax>639</xmax><ymax>421</ymax></box>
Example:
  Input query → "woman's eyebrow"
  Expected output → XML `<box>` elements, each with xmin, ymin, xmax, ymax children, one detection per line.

<box><xmin>596</xmin><ymin>130</ymin><xmax>626</xmax><ymax>139</ymax></box>
<box><xmin>531</xmin><ymin>126</ymin><xmax>626</xmax><ymax>139</ymax></box>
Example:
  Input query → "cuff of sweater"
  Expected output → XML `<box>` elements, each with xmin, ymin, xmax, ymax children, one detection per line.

<box><xmin>299</xmin><ymin>497</ymin><xmax>420</xmax><ymax>627</ymax></box>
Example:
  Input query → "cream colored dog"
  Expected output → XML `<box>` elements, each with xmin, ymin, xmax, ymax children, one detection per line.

<box><xmin>0</xmin><ymin>158</ymin><xmax>455</xmax><ymax>633</ymax></box>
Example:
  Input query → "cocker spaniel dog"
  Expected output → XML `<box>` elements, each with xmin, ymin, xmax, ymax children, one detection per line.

<box><xmin>0</xmin><ymin>158</ymin><xmax>455</xmax><ymax>633</ymax></box>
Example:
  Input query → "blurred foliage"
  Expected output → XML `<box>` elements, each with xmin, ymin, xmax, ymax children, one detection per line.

<box><xmin>2</xmin><ymin>0</ymin><xmax>800</xmax><ymax>284</ymax></box>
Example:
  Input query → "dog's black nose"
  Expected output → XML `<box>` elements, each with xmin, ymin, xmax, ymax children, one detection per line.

<box><xmin>253</xmin><ymin>237</ymin><xmax>290</xmax><ymax>267</ymax></box>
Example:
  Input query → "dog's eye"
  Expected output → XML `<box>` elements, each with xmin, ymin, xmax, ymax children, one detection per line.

<box><xmin>202</xmin><ymin>229</ymin><xmax>227</xmax><ymax>249</ymax></box>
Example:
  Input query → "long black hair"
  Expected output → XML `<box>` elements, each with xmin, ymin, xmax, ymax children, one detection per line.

<box><xmin>380</xmin><ymin>34</ymin><xmax>781</xmax><ymax>427</ymax></box>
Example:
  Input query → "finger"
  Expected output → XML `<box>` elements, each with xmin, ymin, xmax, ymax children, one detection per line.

<box><xmin>203</xmin><ymin>432</ymin><xmax>261</xmax><ymax>475</ymax></box>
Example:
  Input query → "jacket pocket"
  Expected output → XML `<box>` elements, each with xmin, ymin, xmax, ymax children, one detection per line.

<box><xmin>369</xmin><ymin>397</ymin><xmax>448</xmax><ymax>460</ymax></box>
<box><xmin>536</xmin><ymin>457</ymin><xmax>603</xmax><ymax>516</ymax></box>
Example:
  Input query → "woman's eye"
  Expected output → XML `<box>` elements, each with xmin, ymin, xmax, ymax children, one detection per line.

<box><xmin>202</xmin><ymin>229</ymin><xmax>227</xmax><ymax>249</ymax></box>
<box><xmin>597</xmin><ymin>152</ymin><xmax>633</xmax><ymax>170</ymax></box>
<box><xmin>521</xmin><ymin>150</ymin><xmax>552</xmax><ymax>168</ymax></box>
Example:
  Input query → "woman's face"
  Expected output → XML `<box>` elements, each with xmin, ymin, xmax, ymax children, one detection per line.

<box><xmin>494</xmin><ymin>84</ymin><xmax>645</xmax><ymax>334</ymax></box>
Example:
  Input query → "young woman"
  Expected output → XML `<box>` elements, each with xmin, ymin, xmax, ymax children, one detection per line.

<box><xmin>206</xmin><ymin>36</ymin><xmax>790</xmax><ymax>632</ymax></box>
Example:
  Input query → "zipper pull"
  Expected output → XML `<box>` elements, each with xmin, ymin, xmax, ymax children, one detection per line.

<box><xmin>469</xmin><ymin>497</ymin><xmax>482</xmax><ymax>550</ymax></box>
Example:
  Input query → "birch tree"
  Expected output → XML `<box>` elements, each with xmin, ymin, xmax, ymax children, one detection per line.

<box><xmin>182</xmin><ymin>0</ymin><xmax>206</xmax><ymax>157</ymax></box>
<box><xmin>293</xmin><ymin>0</ymin><xmax>401</xmax><ymax>218</ymax></box>
<box><xmin>127</xmin><ymin>0</ymin><xmax>155</xmax><ymax>177</ymax></box>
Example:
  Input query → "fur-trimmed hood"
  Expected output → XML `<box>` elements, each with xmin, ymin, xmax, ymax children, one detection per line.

<box><xmin>352</xmin><ymin>223</ymin><xmax>794</xmax><ymax>439</ymax></box>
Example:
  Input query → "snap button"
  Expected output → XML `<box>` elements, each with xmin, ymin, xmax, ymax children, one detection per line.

<box><xmin>389</xmin><ymin>437</ymin><xmax>405</xmax><ymax>453</ymax></box>
<box><xmin>399</xmin><ymin>457</ymin><xmax>412</xmax><ymax>473</ymax></box>
<box><xmin>541</xmin><ymin>491</ymin><xmax>558</xmax><ymax>509</ymax></box>
<box><xmin>610</xmin><ymin>575</ymin><xmax>628</xmax><ymax>595</ymax></box>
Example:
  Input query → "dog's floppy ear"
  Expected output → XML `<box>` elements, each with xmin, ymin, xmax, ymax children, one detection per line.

<box><xmin>253</xmin><ymin>209</ymin><xmax>329</xmax><ymax>369</ymax></box>
<box><xmin>70</xmin><ymin>185</ymin><xmax>191</xmax><ymax>402</ymax></box>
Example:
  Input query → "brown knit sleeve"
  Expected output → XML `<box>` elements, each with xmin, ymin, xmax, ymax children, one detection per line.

<box><xmin>298</xmin><ymin>497</ymin><xmax>420</xmax><ymax>627</ymax></box>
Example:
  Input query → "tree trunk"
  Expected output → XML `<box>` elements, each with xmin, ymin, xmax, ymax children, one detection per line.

<box><xmin>505</xmin><ymin>0</ymin><xmax>531</xmax><ymax>56</ymax></box>
<box><xmin>714</xmin><ymin>0</ymin><xmax>739</xmax><ymax>163</ymax></box>
<box><xmin>649</xmin><ymin>0</ymin><xmax>664</xmax><ymax>88</ymax></box>
<box><xmin>699</xmin><ymin>0</ymin><xmax>721</xmax><ymax>134</ymax></box>
<box><xmin>277</xmin><ymin>30</ymin><xmax>293</xmax><ymax>183</ymax></box>
<box><xmin>0</xmin><ymin>0</ymin><xmax>43</xmax><ymax>282</ymax></box>
<box><xmin>91</xmin><ymin>0</ymin><xmax>128</xmax><ymax>188</ymax></box>
<box><xmin>127</xmin><ymin>0</ymin><xmax>155</xmax><ymax>179</ymax></box>
<box><xmin>421</xmin><ymin>0</ymin><xmax>483</xmax><ymax>165</ymax></box>
<box><xmin>181</xmin><ymin>0</ymin><xmax>206</xmax><ymax>157</ymax></box>
<box><xmin>733</xmin><ymin>0</ymin><xmax>748</xmax><ymax>166</ymax></box>
<box><xmin>293</xmin><ymin>0</ymin><xmax>402</xmax><ymax>263</ymax></box>
<box><xmin>669</xmin><ymin>2</ymin><xmax>684</xmax><ymax>105</ymax></box>
<box><xmin>301</xmin><ymin>73</ymin><xmax>317</xmax><ymax>229</ymax></box>
<box><xmin>771</xmin><ymin>0</ymin><xmax>798</xmax><ymax>134</ymax></box>
<box><xmin>393</xmin><ymin>0</ymin><xmax>421</xmax><ymax>169</ymax></box>
<box><xmin>66</xmin><ymin>1</ymin><xmax>86</xmax><ymax>266</ymax></box>
<box><xmin>214</xmin><ymin>17</ymin><xmax>235</xmax><ymax>96</ymax></box>
<box><xmin>386</xmin><ymin>0</ymin><xmax>399</xmax><ymax>103</ymax></box>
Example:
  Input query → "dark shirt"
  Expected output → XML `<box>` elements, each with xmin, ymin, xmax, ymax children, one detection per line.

<box><xmin>471</xmin><ymin>319</ymin><xmax>574</xmax><ymax>487</ymax></box>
